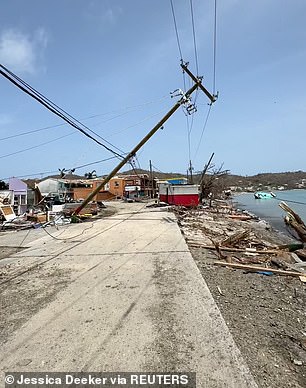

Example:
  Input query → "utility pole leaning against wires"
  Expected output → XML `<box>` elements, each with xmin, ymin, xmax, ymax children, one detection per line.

<box><xmin>73</xmin><ymin>63</ymin><xmax>217</xmax><ymax>215</ymax></box>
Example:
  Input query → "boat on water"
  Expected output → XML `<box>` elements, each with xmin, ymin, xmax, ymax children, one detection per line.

<box><xmin>254</xmin><ymin>191</ymin><xmax>276</xmax><ymax>199</ymax></box>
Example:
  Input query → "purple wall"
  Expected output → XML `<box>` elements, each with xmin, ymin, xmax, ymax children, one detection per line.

<box><xmin>9</xmin><ymin>178</ymin><xmax>27</xmax><ymax>195</ymax></box>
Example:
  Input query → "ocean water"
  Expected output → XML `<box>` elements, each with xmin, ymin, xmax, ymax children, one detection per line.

<box><xmin>234</xmin><ymin>190</ymin><xmax>306</xmax><ymax>236</ymax></box>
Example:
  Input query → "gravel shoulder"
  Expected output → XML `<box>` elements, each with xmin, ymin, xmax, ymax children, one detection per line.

<box><xmin>177</xmin><ymin>205</ymin><xmax>306</xmax><ymax>388</ymax></box>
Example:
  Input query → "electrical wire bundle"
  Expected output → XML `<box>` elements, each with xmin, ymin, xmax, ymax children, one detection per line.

<box><xmin>0</xmin><ymin>64</ymin><xmax>126</xmax><ymax>160</ymax></box>
<box><xmin>169</xmin><ymin>0</ymin><xmax>218</xmax><ymax>170</ymax></box>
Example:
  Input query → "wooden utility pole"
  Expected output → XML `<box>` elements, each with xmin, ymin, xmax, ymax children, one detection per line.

<box><xmin>149</xmin><ymin>160</ymin><xmax>154</xmax><ymax>198</ymax></box>
<box><xmin>73</xmin><ymin>66</ymin><xmax>217</xmax><ymax>215</ymax></box>
<box><xmin>181</xmin><ymin>63</ymin><xmax>217</xmax><ymax>104</ymax></box>
<box><xmin>200</xmin><ymin>152</ymin><xmax>215</xmax><ymax>185</ymax></box>
<box><xmin>188</xmin><ymin>160</ymin><xmax>193</xmax><ymax>184</ymax></box>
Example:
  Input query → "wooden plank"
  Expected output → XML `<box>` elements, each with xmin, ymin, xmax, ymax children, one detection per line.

<box><xmin>221</xmin><ymin>230</ymin><xmax>249</xmax><ymax>247</ymax></box>
<box><xmin>295</xmin><ymin>249</ymin><xmax>306</xmax><ymax>260</ymax></box>
<box><xmin>187</xmin><ymin>242</ymin><xmax>280</xmax><ymax>255</ymax></box>
<box><xmin>214</xmin><ymin>261</ymin><xmax>302</xmax><ymax>277</ymax></box>
<box><xmin>0</xmin><ymin>205</ymin><xmax>16</xmax><ymax>221</ymax></box>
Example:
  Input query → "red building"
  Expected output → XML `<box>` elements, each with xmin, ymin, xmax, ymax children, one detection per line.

<box><xmin>158</xmin><ymin>183</ymin><xmax>199</xmax><ymax>207</ymax></box>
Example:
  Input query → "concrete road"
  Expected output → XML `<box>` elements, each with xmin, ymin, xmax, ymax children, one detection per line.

<box><xmin>0</xmin><ymin>202</ymin><xmax>258</xmax><ymax>387</ymax></box>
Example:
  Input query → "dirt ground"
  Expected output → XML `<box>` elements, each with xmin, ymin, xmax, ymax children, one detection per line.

<box><xmin>177</xmin><ymin>206</ymin><xmax>306</xmax><ymax>388</ymax></box>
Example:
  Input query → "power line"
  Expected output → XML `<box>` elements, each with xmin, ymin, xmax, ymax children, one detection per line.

<box><xmin>170</xmin><ymin>0</ymin><xmax>184</xmax><ymax>61</ymax></box>
<box><xmin>0</xmin><ymin>132</ymin><xmax>75</xmax><ymax>159</ymax></box>
<box><xmin>105</xmin><ymin>107</ymin><xmax>170</xmax><ymax>138</ymax></box>
<box><xmin>190</xmin><ymin>0</ymin><xmax>199</xmax><ymax>76</ymax></box>
<box><xmin>128</xmin><ymin>156</ymin><xmax>144</xmax><ymax>182</ymax></box>
<box><xmin>151</xmin><ymin>164</ymin><xmax>164</xmax><ymax>174</ymax></box>
<box><xmin>213</xmin><ymin>0</ymin><xmax>217</xmax><ymax>94</ymax></box>
<box><xmin>0</xmin><ymin>97</ymin><xmax>169</xmax><ymax>142</ymax></box>
<box><xmin>193</xmin><ymin>104</ymin><xmax>212</xmax><ymax>160</ymax></box>
<box><xmin>186</xmin><ymin>115</ymin><xmax>192</xmax><ymax>164</ymax></box>
<box><xmin>273</xmin><ymin>196</ymin><xmax>306</xmax><ymax>206</ymax></box>
<box><xmin>0</xmin><ymin>122</ymin><xmax>65</xmax><ymax>141</ymax></box>
<box><xmin>0</xmin><ymin>65</ymin><xmax>125</xmax><ymax>159</ymax></box>
<box><xmin>73</xmin><ymin>156</ymin><xmax>118</xmax><ymax>171</ymax></box>
<box><xmin>0</xmin><ymin>204</ymin><xmax>149</xmax><ymax>287</ymax></box>
<box><xmin>0</xmin><ymin>156</ymin><xmax>119</xmax><ymax>181</ymax></box>
<box><xmin>1</xmin><ymin>171</ymin><xmax>57</xmax><ymax>181</ymax></box>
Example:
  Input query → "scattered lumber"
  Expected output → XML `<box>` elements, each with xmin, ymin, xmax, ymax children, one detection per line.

<box><xmin>211</xmin><ymin>240</ymin><xmax>228</xmax><ymax>261</ymax></box>
<box><xmin>284</xmin><ymin>216</ymin><xmax>306</xmax><ymax>242</ymax></box>
<box><xmin>295</xmin><ymin>249</ymin><xmax>306</xmax><ymax>261</ymax></box>
<box><xmin>221</xmin><ymin>230</ymin><xmax>249</xmax><ymax>247</ymax></box>
<box><xmin>228</xmin><ymin>214</ymin><xmax>252</xmax><ymax>221</ymax></box>
<box><xmin>279</xmin><ymin>201</ymin><xmax>306</xmax><ymax>242</ymax></box>
<box><xmin>214</xmin><ymin>261</ymin><xmax>302</xmax><ymax>277</ymax></box>
<box><xmin>236</xmin><ymin>256</ymin><xmax>270</xmax><ymax>264</ymax></box>
<box><xmin>279</xmin><ymin>201</ymin><xmax>305</xmax><ymax>225</ymax></box>
<box><xmin>276</xmin><ymin>242</ymin><xmax>304</xmax><ymax>252</ymax></box>
<box><xmin>271</xmin><ymin>257</ymin><xmax>290</xmax><ymax>270</ymax></box>
<box><xmin>0</xmin><ymin>205</ymin><xmax>16</xmax><ymax>222</ymax></box>
<box><xmin>187</xmin><ymin>242</ymin><xmax>281</xmax><ymax>255</ymax></box>
<box><xmin>276</xmin><ymin>251</ymin><xmax>297</xmax><ymax>264</ymax></box>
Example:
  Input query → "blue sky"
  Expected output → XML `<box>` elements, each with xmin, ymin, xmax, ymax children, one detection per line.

<box><xmin>0</xmin><ymin>0</ymin><xmax>306</xmax><ymax>180</ymax></box>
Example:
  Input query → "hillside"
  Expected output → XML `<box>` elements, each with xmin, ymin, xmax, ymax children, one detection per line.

<box><xmin>16</xmin><ymin>169</ymin><xmax>306</xmax><ymax>192</ymax></box>
<box><xmin>220</xmin><ymin>171</ymin><xmax>306</xmax><ymax>191</ymax></box>
<box><xmin>121</xmin><ymin>169</ymin><xmax>306</xmax><ymax>190</ymax></box>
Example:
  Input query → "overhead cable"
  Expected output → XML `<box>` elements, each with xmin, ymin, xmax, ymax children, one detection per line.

<box><xmin>152</xmin><ymin>164</ymin><xmax>164</xmax><ymax>174</ymax></box>
<box><xmin>189</xmin><ymin>0</ymin><xmax>199</xmax><ymax>76</ymax></box>
<box><xmin>186</xmin><ymin>115</ymin><xmax>192</xmax><ymax>164</ymax></box>
<box><xmin>213</xmin><ymin>0</ymin><xmax>217</xmax><ymax>94</ymax></box>
<box><xmin>170</xmin><ymin>0</ymin><xmax>184</xmax><ymax>61</ymax></box>
<box><xmin>11</xmin><ymin>63</ymin><xmax>126</xmax><ymax>156</ymax></box>
<box><xmin>0</xmin><ymin>96</ymin><xmax>170</xmax><ymax>142</ymax></box>
<box><xmin>0</xmin><ymin>64</ymin><xmax>125</xmax><ymax>159</ymax></box>
<box><xmin>106</xmin><ymin>107</ymin><xmax>170</xmax><ymax>138</ymax></box>
<box><xmin>0</xmin><ymin>155</ymin><xmax>118</xmax><ymax>181</ymax></box>
<box><xmin>0</xmin><ymin>122</ymin><xmax>65</xmax><ymax>141</ymax></box>
<box><xmin>193</xmin><ymin>104</ymin><xmax>212</xmax><ymax>160</ymax></box>
<box><xmin>73</xmin><ymin>156</ymin><xmax>118</xmax><ymax>170</ymax></box>
<box><xmin>0</xmin><ymin>132</ymin><xmax>75</xmax><ymax>159</ymax></box>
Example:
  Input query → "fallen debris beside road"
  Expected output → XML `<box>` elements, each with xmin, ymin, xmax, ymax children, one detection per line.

<box><xmin>174</xmin><ymin>201</ymin><xmax>305</xmax><ymax>279</ymax></box>
<box><xmin>174</xmin><ymin>200</ymin><xmax>306</xmax><ymax>388</ymax></box>
<box><xmin>214</xmin><ymin>261</ymin><xmax>304</xmax><ymax>278</ymax></box>
<box><xmin>280</xmin><ymin>201</ymin><xmax>306</xmax><ymax>242</ymax></box>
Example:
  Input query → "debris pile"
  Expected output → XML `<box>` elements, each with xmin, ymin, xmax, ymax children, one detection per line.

<box><xmin>174</xmin><ymin>202</ymin><xmax>306</xmax><ymax>281</ymax></box>
<box><xmin>280</xmin><ymin>201</ymin><xmax>306</xmax><ymax>242</ymax></box>
<box><xmin>0</xmin><ymin>201</ymin><xmax>104</xmax><ymax>231</ymax></box>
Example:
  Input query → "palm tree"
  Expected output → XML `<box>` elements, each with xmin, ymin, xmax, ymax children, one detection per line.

<box><xmin>58</xmin><ymin>168</ymin><xmax>66</xmax><ymax>178</ymax></box>
<box><xmin>84</xmin><ymin>170</ymin><xmax>97</xmax><ymax>179</ymax></box>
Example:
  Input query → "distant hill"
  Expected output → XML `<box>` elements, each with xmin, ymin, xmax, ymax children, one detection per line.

<box><xmin>119</xmin><ymin>168</ymin><xmax>186</xmax><ymax>180</ymax></box>
<box><xmin>220</xmin><ymin>171</ymin><xmax>306</xmax><ymax>190</ymax></box>
<box><xmin>21</xmin><ymin>169</ymin><xmax>306</xmax><ymax>191</ymax></box>
<box><xmin>120</xmin><ymin>169</ymin><xmax>306</xmax><ymax>190</ymax></box>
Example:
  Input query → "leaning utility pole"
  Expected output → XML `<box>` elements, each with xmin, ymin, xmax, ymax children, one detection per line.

<box><xmin>73</xmin><ymin>64</ymin><xmax>217</xmax><ymax>215</ymax></box>
<box><xmin>181</xmin><ymin>62</ymin><xmax>217</xmax><ymax>104</ymax></box>
<box><xmin>200</xmin><ymin>152</ymin><xmax>215</xmax><ymax>185</ymax></box>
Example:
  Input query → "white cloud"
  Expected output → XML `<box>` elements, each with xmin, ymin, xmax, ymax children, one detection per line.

<box><xmin>0</xmin><ymin>28</ymin><xmax>48</xmax><ymax>74</ymax></box>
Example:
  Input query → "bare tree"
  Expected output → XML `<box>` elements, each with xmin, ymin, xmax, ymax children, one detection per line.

<box><xmin>199</xmin><ymin>163</ymin><xmax>229</xmax><ymax>202</ymax></box>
